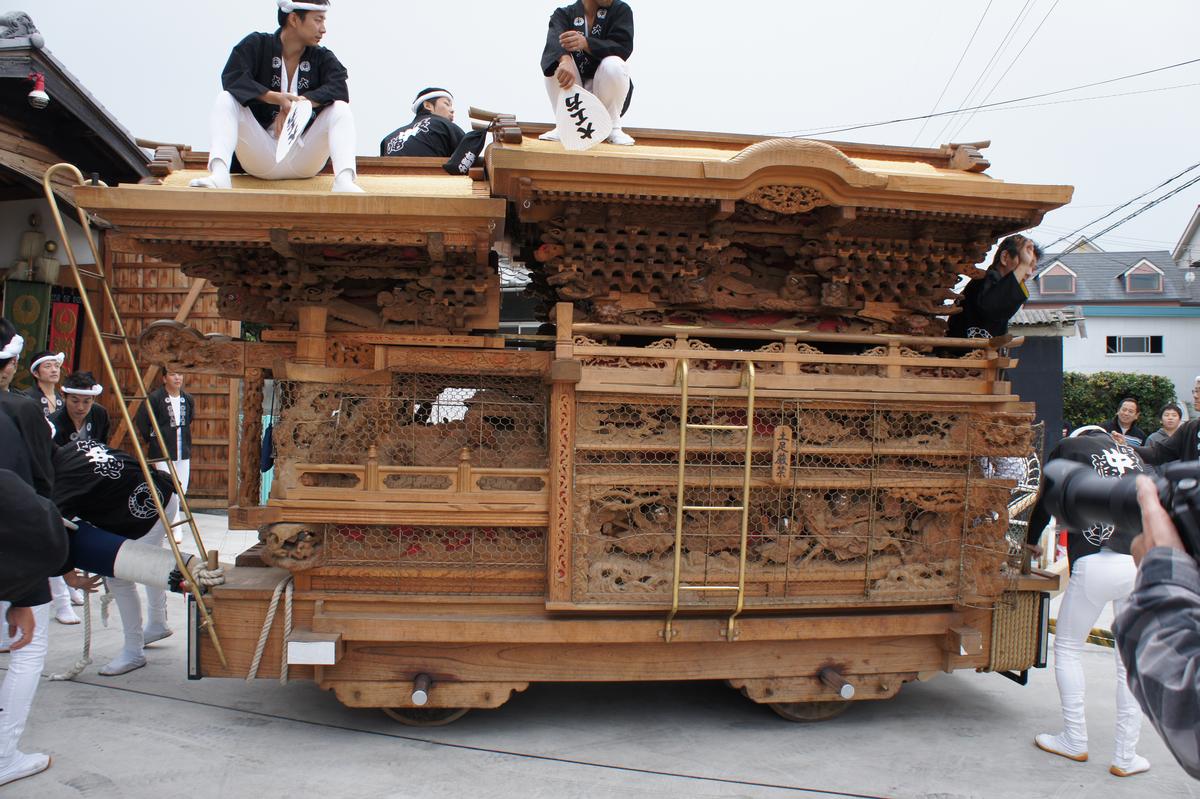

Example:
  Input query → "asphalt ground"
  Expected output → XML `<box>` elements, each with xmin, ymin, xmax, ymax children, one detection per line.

<box><xmin>2</xmin><ymin>516</ymin><xmax>1196</xmax><ymax>798</ymax></box>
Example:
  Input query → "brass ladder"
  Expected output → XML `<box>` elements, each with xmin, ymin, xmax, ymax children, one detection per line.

<box><xmin>663</xmin><ymin>358</ymin><xmax>757</xmax><ymax>643</ymax></box>
<box><xmin>43</xmin><ymin>163</ymin><xmax>228</xmax><ymax>668</ymax></box>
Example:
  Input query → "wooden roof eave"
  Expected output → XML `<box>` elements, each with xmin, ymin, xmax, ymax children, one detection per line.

<box><xmin>487</xmin><ymin>137</ymin><xmax>1073</xmax><ymax>223</ymax></box>
<box><xmin>72</xmin><ymin>183</ymin><xmax>508</xmax><ymax>240</ymax></box>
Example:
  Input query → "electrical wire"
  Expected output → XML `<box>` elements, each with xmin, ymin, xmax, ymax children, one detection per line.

<box><xmin>1042</xmin><ymin>162</ymin><xmax>1200</xmax><ymax>251</ymax></box>
<box><xmin>947</xmin><ymin>0</ymin><xmax>1062</xmax><ymax>141</ymax></box>
<box><xmin>773</xmin><ymin>56</ymin><xmax>1200</xmax><ymax>138</ymax></box>
<box><xmin>928</xmin><ymin>0</ymin><xmax>1037</xmax><ymax>145</ymax></box>
<box><xmin>910</xmin><ymin>0</ymin><xmax>994</xmax><ymax>145</ymax></box>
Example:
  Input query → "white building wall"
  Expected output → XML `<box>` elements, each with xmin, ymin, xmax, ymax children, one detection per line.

<box><xmin>1062</xmin><ymin>315</ymin><xmax>1200</xmax><ymax>418</ymax></box>
<box><xmin>0</xmin><ymin>197</ymin><xmax>95</xmax><ymax>268</ymax></box>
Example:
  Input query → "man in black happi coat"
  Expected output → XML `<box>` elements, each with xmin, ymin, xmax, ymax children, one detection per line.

<box><xmin>190</xmin><ymin>1</ymin><xmax>363</xmax><ymax>193</ymax></box>
<box><xmin>381</xmin><ymin>88</ymin><xmax>466</xmax><ymax>158</ymax></box>
<box><xmin>540</xmin><ymin>1</ymin><xmax>635</xmax><ymax>146</ymax></box>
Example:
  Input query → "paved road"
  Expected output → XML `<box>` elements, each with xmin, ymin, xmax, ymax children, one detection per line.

<box><xmin>4</xmin><ymin>517</ymin><xmax>1195</xmax><ymax>798</ymax></box>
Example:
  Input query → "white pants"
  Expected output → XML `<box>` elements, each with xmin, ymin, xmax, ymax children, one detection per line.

<box><xmin>48</xmin><ymin>576</ymin><xmax>73</xmax><ymax>613</ymax></box>
<box><xmin>544</xmin><ymin>56</ymin><xmax>631</xmax><ymax>126</ymax></box>
<box><xmin>144</xmin><ymin>483</ymin><xmax>183</xmax><ymax>632</ymax></box>
<box><xmin>1053</xmin><ymin>549</ymin><xmax>1142</xmax><ymax>760</ymax></box>
<box><xmin>0</xmin><ymin>603</ymin><xmax>49</xmax><ymax>762</ymax></box>
<box><xmin>207</xmin><ymin>91</ymin><xmax>358</xmax><ymax>180</ymax></box>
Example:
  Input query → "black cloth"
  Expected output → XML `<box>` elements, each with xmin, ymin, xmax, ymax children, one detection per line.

<box><xmin>1027</xmin><ymin>432</ymin><xmax>1148</xmax><ymax>568</ymax></box>
<box><xmin>22</xmin><ymin>385</ymin><xmax>62</xmax><ymax>418</ymax></box>
<box><xmin>0</xmin><ymin>470</ymin><xmax>68</xmax><ymax>607</ymax></box>
<box><xmin>52</xmin><ymin>441</ymin><xmax>174</xmax><ymax>541</ymax></box>
<box><xmin>1100</xmin><ymin>417</ymin><xmax>1149</xmax><ymax>447</ymax></box>
<box><xmin>444</xmin><ymin>128</ymin><xmax>488</xmax><ymax>176</ymax></box>
<box><xmin>380</xmin><ymin>114</ymin><xmax>466</xmax><ymax>158</ymax></box>
<box><xmin>1135</xmin><ymin>417</ymin><xmax>1200</xmax><ymax>466</ymax></box>
<box><xmin>221</xmin><ymin>30</ymin><xmax>350</xmax><ymax>132</ymax></box>
<box><xmin>947</xmin><ymin>266</ymin><xmax>1029</xmax><ymax>339</ymax></box>
<box><xmin>50</xmin><ymin>403</ymin><xmax>110</xmax><ymax>448</ymax></box>
<box><xmin>541</xmin><ymin>1</ymin><xmax>635</xmax><ymax>82</ymax></box>
<box><xmin>0</xmin><ymin>412</ymin><xmax>32</xmax><ymax>488</ymax></box>
<box><xmin>135</xmin><ymin>388</ymin><xmax>195</xmax><ymax>461</ymax></box>
<box><xmin>0</xmin><ymin>390</ymin><xmax>54</xmax><ymax>498</ymax></box>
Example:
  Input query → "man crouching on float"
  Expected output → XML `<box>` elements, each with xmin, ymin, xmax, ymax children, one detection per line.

<box><xmin>190</xmin><ymin>0</ymin><xmax>363</xmax><ymax>193</ymax></box>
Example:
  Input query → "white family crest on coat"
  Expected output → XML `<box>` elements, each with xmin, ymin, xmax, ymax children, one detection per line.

<box><xmin>574</xmin><ymin>16</ymin><xmax>585</xmax><ymax>26</ymax></box>
<box><xmin>553</xmin><ymin>84</ymin><xmax>612</xmax><ymax>152</ymax></box>
<box><xmin>79</xmin><ymin>441</ymin><xmax>123</xmax><ymax>480</ymax></box>
<box><xmin>1091</xmin><ymin>446</ymin><xmax>1137</xmax><ymax>477</ymax></box>
<box><xmin>127</xmin><ymin>482</ymin><xmax>162</xmax><ymax>520</ymax></box>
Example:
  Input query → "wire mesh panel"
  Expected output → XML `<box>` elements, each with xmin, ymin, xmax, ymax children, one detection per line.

<box><xmin>572</xmin><ymin>396</ymin><xmax>1032</xmax><ymax>609</ymax></box>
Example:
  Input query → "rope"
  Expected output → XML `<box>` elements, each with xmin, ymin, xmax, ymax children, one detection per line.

<box><xmin>50</xmin><ymin>585</ymin><xmax>93</xmax><ymax>681</ymax></box>
<box><xmin>1048</xmin><ymin>618</ymin><xmax>1115</xmax><ymax>649</ymax></box>
<box><xmin>246</xmin><ymin>575</ymin><xmax>294</xmax><ymax>685</ymax></box>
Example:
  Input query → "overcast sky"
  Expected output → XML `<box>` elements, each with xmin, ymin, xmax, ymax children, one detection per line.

<box><xmin>20</xmin><ymin>0</ymin><xmax>1200</xmax><ymax>256</ymax></box>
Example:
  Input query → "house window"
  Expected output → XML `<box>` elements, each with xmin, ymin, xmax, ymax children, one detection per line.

<box><xmin>1106</xmin><ymin>335</ymin><xmax>1163</xmax><ymax>355</ymax></box>
<box><xmin>1039</xmin><ymin>274</ymin><xmax>1075</xmax><ymax>294</ymax></box>
<box><xmin>1126</xmin><ymin>273</ymin><xmax>1162</xmax><ymax>292</ymax></box>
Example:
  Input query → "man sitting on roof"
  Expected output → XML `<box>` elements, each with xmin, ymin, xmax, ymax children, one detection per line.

<box><xmin>189</xmin><ymin>1</ymin><xmax>363</xmax><ymax>193</ymax></box>
<box><xmin>380</xmin><ymin>88</ymin><xmax>466</xmax><ymax>158</ymax></box>
<box><xmin>540</xmin><ymin>0</ymin><xmax>635</xmax><ymax>146</ymax></box>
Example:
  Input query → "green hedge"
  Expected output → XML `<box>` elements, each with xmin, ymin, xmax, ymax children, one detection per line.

<box><xmin>1062</xmin><ymin>371</ymin><xmax>1179</xmax><ymax>433</ymax></box>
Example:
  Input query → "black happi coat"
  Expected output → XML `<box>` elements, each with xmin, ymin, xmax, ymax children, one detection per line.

<box><xmin>52</xmin><ymin>441</ymin><xmax>174</xmax><ymax>540</ymax></box>
<box><xmin>50</xmin><ymin>403</ymin><xmax>110</xmax><ymax>448</ymax></box>
<box><xmin>380</xmin><ymin>114</ymin><xmax>465</xmax><ymax>158</ymax></box>
<box><xmin>0</xmin><ymin>390</ymin><xmax>53</xmax><ymax>498</ymax></box>
<box><xmin>1027</xmin><ymin>432</ymin><xmax>1148</xmax><ymax>568</ymax></box>
<box><xmin>135</xmin><ymin>387</ymin><xmax>195</xmax><ymax>461</ymax></box>
<box><xmin>541</xmin><ymin>1</ymin><xmax>635</xmax><ymax>82</ymax></box>
<box><xmin>1136</xmin><ymin>417</ymin><xmax>1200</xmax><ymax>466</ymax></box>
<box><xmin>946</xmin><ymin>266</ymin><xmax>1029</xmax><ymax>339</ymax></box>
<box><xmin>0</xmin><ymin>469</ymin><xmax>68</xmax><ymax>608</ymax></box>
<box><xmin>222</xmin><ymin>30</ymin><xmax>349</xmax><ymax>131</ymax></box>
<box><xmin>22</xmin><ymin>385</ymin><xmax>62</xmax><ymax>418</ymax></box>
<box><xmin>1100</xmin><ymin>416</ymin><xmax>1149</xmax><ymax>447</ymax></box>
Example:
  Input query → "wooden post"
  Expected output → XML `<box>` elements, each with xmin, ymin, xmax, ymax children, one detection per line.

<box><xmin>548</xmin><ymin>302</ymin><xmax>580</xmax><ymax>605</ymax></box>
<box><xmin>237</xmin><ymin>368</ymin><xmax>265</xmax><ymax>508</ymax></box>
<box><xmin>296</xmin><ymin>306</ymin><xmax>328</xmax><ymax>366</ymax></box>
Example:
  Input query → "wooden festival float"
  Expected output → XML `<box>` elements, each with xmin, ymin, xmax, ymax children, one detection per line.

<box><xmin>73</xmin><ymin>119</ymin><xmax>1072</xmax><ymax>723</ymax></box>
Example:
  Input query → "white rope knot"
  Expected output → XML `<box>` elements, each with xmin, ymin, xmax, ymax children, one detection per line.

<box><xmin>50</xmin><ymin>586</ymin><xmax>94</xmax><ymax>681</ymax></box>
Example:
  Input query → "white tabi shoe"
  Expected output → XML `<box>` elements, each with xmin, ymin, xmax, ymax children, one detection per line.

<box><xmin>606</xmin><ymin>128</ymin><xmax>636</xmax><ymax>146</ymax></box>
<box><xmin>142</xmin><ymin>626</ymin><xmax>174</xmax><ymax>646</ymax></box>
<box><xmin>0</xmin><ymin>752</ymin><xmax>51</xmax><ymax>787</ymax></box>
<box><xmin>1110</xmin><ymin>754</ymin><xmax>1150</xmax><ymax>777</ymax></box>
<box><xmin>538</xmin><ymin>129</ymin><xmax>561</xmax><ymax>142</ymax></box>
<box><xmin>69</xmin><ymin>587</ymin><xmax>85</xmax><ymax>606</ymax></box>
<box><xmin>188</xmin><ymin>173</ymin><xmax>233</xmax><ymax>190</ymax></box>
<box><xmin>99</xmin><ymin>654</ymin><xmax>146</xmax><ymax>676</ymax></box>
<box><xmin>53</xmin><ymin>606</ymin><xmax>81</xmax><ymax>625</ymax></box>
<box><xmin>1034</xmin><ymin>732</ymin><xmax>1088</xmax><ymax>762</ymax></box>
<box><xmin>331</xmin><ymin>170</ymin><xmax>365</xmax><ymax>194</ymax></box>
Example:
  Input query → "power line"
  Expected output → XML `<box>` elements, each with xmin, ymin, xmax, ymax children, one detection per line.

<box><xmin>1073</xmin><ymin>174</ymin><xmax>1200</xmax><ymax>248</ymax></box>
<box><xmin>929</xmin><ymin>0</ymin><xmax>1036</xmax><ymax>145</ymax></box>
<box><xmin>774</xmin><ymin>56</ymin><xmax>1200</xmax><ymax>138</ymax></box>
<box><xmin>910</xmin><ymin>0</ymin><xmax>994</xmax><ymax>145</ymax></box>
<box><xmin>948</xmin><ymin>0</ymin><xmax>1062</xmax><ymax>141</ymax></box>
<box><xmin>959</xmin><ymin>81</ymin><xmax>1198</xmax><ymax>115</ymax></box>
<box><xmin>1043</xmin><ymin>161</ymin><xmax>1200</xmax><ymax>250</ymax></box>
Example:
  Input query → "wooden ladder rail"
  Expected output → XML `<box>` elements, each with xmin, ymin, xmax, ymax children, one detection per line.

<box><xmin>663</xmin><ymin>358</ymin><xmax>757</xmax><ymax>643</ymax></box>
<box><xmin>43</xmin><ymin>163</ymin><xmax>228</xmax><ymax>668</ymax></box>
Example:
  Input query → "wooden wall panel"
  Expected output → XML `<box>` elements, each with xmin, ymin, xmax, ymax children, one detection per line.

<box><xmin>98</xmin><ymin>248</ymin><xmax>238</xmax><ymax>504</ymax></box>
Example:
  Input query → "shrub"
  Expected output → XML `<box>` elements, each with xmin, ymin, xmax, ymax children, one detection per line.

<box><xmin>1062</xmin><ymin>371</ymin><xmax>1178</xmax><ymax>434</ymax></box>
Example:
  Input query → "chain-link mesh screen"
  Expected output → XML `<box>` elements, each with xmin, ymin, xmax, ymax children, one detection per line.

<box><xmin>573</xmin><ymin>398</ymin><xmax>1032</xmax><ymax>609</ymax></box>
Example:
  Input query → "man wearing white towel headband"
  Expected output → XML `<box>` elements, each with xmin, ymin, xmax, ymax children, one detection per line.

<box><xmin>380</xmin><ymin>87</ymin><xmax>465</xmax><ymax>158</ymax></box>
<box><xmin>190</xmin><ymin>1</ymin><xmax>363</xmax><ymax>193</ymax></box>
<box><xmin>22</xmin><ymin>350</ymin><xmax>63</xmax><ymax>419</ymax></box>
<box><xmin>50</xmin><ymin>371</ymin><xmax>110</xmax><ymax>447</ymax></box>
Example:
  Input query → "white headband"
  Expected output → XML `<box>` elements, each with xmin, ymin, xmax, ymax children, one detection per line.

<box><xmin>30</xmin><ymin>352</ymin><xmax>65</xmax><ymax>373</ymax></box>
<box><xmin>0</xmin><ymin>334</ymin><xmax>23</xmax><ymax>360</ymax></box>
<box><xmin>1069</xmin><ymin>425</ymin><xmax>1109</xmax><ymax>438</ymax></box>
<box><xmin>63</xmin><ymin>384</ymin><xmax>103</xmax><ymax>397</ymax></box>
<box><xmin>412</xmin><ymin>90</ymin><xmax>452</xmax><ymax>114</ymax></box>
<box><xmin>278</xmin><ymin>1</ymin><xmax>330</xmax><ymax>13</ymax></box>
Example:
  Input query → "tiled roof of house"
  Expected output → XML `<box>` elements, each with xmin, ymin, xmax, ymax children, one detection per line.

<box><xmin>1026</xmin><ymin>250</ymin><xmax>1190</xmax><ymax>304</ymax></box>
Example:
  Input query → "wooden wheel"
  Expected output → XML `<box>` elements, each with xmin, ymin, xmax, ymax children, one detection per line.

<box><xmin>382</xmin><ymin>707</ymin><xmax>470</xmax><ymax>727</ymax></box>
<box><xmin>768</xmin><ymin>701</ymin><xmax>850</xmax><ymax>722</ymax></box>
